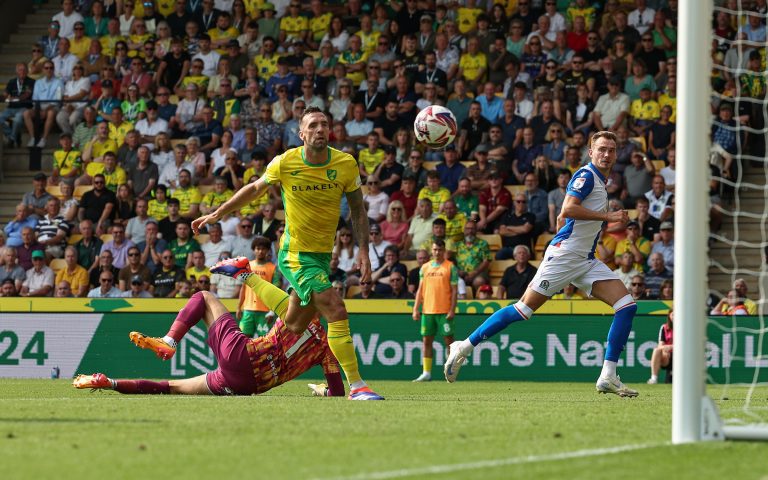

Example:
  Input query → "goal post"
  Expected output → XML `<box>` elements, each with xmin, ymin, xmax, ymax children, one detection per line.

<box><xmin>674</xmin><ymin>0</ymin><xmax>768</xmax><ymax>443</ymax></box>
<box><xmin>672</xmin><ymin>0</ymin><xmax>716</xmax><ymax>444</ymax></box>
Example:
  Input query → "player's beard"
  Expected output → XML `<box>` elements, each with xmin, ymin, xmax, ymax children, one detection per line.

<box><xmin>308</xmin><ymin>135</ymin><xmax>328</xmax><ymax>151</ymax></box>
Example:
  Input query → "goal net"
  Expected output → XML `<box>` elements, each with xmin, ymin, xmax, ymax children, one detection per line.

<box><xmin>675</xmin><ymin>0</ymin><xmax>768</xmax><ymax>442</ymax></box>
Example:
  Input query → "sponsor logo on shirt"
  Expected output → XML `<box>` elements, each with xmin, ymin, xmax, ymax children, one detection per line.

<box><xmin>572</xmin><ymin>177</ymin><xmax>586</xmax><ymax>191</ymax></box>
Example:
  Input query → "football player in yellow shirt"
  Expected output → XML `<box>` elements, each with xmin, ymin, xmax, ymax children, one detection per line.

<box><xmin>193</xmin><ymin>106</ymin><xmax>383</xmax><ymax>400</ymax></box>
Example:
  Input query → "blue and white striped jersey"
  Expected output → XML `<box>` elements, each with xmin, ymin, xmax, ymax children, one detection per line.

<box><xmin>550</xmin><ymin>163</ymin><xmax>608</xmax><ymax>259</ymax></box>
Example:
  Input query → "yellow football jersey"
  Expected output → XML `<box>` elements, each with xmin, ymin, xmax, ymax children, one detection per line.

<box><xmin>265</xmin><ymin>146</ymin><xmax>362</xmax><ymax>253</ymax></box>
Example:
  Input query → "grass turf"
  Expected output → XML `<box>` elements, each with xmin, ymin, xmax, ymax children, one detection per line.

<box><xmin>0</xmin><ymin>379</ymin><xmax>767</xmax><ymax>479</ymax></box>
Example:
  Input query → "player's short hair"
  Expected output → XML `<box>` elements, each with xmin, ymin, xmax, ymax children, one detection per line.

<box><xmin>590</xmin><ymin>130</ymin><xmax>617</xmax><ymax>146</ymax></box>
<box><xmin>251</xmin><ymin>235</ymin><xmax>271</xmax><ymax>250</ymax></box>
<box><xmin>299</xmin><ymin>105</ymin><xmax>325</xmax><ymax>126</ymax></box>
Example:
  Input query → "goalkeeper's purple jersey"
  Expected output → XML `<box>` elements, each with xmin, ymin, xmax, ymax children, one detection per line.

<box><xmin>550</xmin><ymin>163</ymin><xmax>608</xmax><ymax>259</ymax></box>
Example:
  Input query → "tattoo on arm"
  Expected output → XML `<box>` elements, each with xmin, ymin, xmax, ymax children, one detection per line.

<box><xmin>347</xmin><ymin>189</ymin><xmax>370</xmax><ymax>251</ymax></box>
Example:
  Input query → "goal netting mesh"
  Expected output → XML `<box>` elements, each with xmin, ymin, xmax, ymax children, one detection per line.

<box><xmin>709</xmin><ymin>0</ymin><xmax>768</xmax><ymax>434</ymax></box>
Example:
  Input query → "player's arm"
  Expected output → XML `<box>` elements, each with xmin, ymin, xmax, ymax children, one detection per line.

<box><xmin>191</xmin><ymin>177</ymin><xmax>271</xmax><ymax>234</ymax></box>
<box><xmin>346</xmin><ymin>188</ymin><xmax>372</xmax><ymax>284</ymax></box>
<box><xmin>557</xmin><ymin>194</ymin><xmax>628</xmax><ymax>231</ymax></box>
<box><xmin>448</xmin><ymin>265</ymin><xmax>458</xmax><ymax>320</ymax></box>
<box><xmin>412</xmin><ymin>271</ymin><xmax>424</xmax><ymax>321</ymax></box>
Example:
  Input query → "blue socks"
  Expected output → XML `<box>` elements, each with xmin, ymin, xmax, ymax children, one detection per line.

<box><xmin>605</xmin><ymin>302</ymin><xmax>637</xmax><ymax>362</ymax></box>
<box><xmin>468</xmin><ymin>303</ymin><xmax>531</xmax><ymax>346</ymax></box>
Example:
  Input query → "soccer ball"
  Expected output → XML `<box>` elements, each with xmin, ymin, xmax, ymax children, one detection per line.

<box><xmin>414</xmin><ymin>105</ymin><xmax>458</xmax><ymax>149</ymax></box>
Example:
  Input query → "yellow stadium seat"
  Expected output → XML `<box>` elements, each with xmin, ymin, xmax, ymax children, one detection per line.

<box><xmin>171</xmin><ymin>139</ymin><xmax>186</xmax><ymax>148</ymax></box>
<box><xmin>652</xmin><ymin>160</ymin><xmax>666</xmax><ymax>172</ymax></box>
<box><xmin>49</xmin><ymin>258</ymin><xmax>67</xmax><ymax>272</ymax></box>
<box><xmin>535</xmin><ymin>233</ymin><xmax>555</xmax><ymax>255</ymax></box>
<box><xmin>400</xmin><ymin>260</ymin><xmax>418</xmax><ymax>271</ymax></box>
<box><xmin>631</xmin><ymin>136</ymin><xmax>647</xmax><ymax>153</ymax></box>
<box><xmin>74</xmin><ymin>185</ymin><xmax>92</xmax><ymax>199</ymax></box>
<box><xmin>463</xmin><ymin>287</ymin><xmax>474</xmax><ymax>299</ymax></box>
<box><xmin>490</xmin><ymin>259</ymin><xmax>515</xmax><ymax>281</ymax></box>
<box><xmin>274</xmin><ymin>210</ymin><xmax>285</xmax><ymax>221</ymax></box>
<box><xmin>423</xmin><ymin>161</ymin><xmax>440</xmax><ymax>171</ymax></box>
<box><xmin>504</xmin><ymin>185</ymin><xmax>526</xmax><ymax>196</ymax></box>
<box><xmin>627</xmin><ymin>209</ymin><xmax>638</xmax><ymax>220</ymax></box>
<box><xmin>478</xmin><ymin>234</ymin><xmax>501</xmax><ymax>251</ymax></box>
<box><xmin>67</xmin><ymin>234</ymin><xmax>83</xmax><ymax>245</ymax></box>
<box><xmin>99</xmin><ymin>234</ymin><xmax>113</xmax><ymax>243</ymax></box>
<box><xmin>198</xmin><ymin>185</ymin><xmax>215</xmax><ymax>195</ymax></box>
<box><xmin>493</xmin><ymin>285</ymin><xmax>503</xmax><ymax>299</ymax></box>
<box><xmin>529</xmin><ymin>260</ymin><xmax>541</xmax><ymax>268</ymax></box>
<box><xmin>194</xmin><ymin>234</ymin><xmax>210</xmax><ymax>244</ymax></box>
<box><xmin>460</xmin><ymin>161</ymin><xmax>474</xmax><ymax>168</ymax></box>
<box><xmin>46</xmin><ymin>185</ymin><xmax>62</xmax><ymax>198</ymax></box>
<box><xmin>346</xmin><ymin>285</ymin><xmax>361</xmax><ymax>298</ymax></box>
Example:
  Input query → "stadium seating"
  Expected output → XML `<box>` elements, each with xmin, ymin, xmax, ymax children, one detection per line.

<box><xmin>478</xmin><ymin>234</ymin><xmax>502</xmax><ymax>252</ymax></box>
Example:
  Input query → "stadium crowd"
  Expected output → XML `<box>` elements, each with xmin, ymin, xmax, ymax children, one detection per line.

<box><xmin>0</xmin><ymin>0</ymin><xmax>761</xmax><ymax>309</ymax></box>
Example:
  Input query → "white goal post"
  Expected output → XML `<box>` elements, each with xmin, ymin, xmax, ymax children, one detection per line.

<box><xmin>673</xmin><ymin>0</ymin><xmax>768</xmax><ymax>443</ymax></box>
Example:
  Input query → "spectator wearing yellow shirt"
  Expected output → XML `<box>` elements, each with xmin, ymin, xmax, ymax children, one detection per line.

<box><xmin>50</xmin><ymin>133</ymin><xmax>82</xmax><ymax>186</ymax></box>
<box><xmin>99</xmin><ymin>18</ymin><xmax>125</xmax><ymax>57</ymax></box>
<box><xmin>358</xmin><ymin>132</ymin><xmax>385</xmax><ymax>180</ymax></box>
<box><xmin>185</xmin><ymin>250</ymin><xmax>211</xmax><ymax>282</ymax></box>
<box><xmin>208</xmin><ymin>12</ymin><xmax>240</xmax><ymax>54</ymax></box>
<box><xmin>339</xmin><ymin>35</ymin><xmax>369</xmax><ymax>87</ymax></box>
<box><xmin>356</xmin><ymin>15</ymin><xmax>381</xmax><ymax>56</ymax></box>
<box><xmin>567</xmin><ymin>0</ymin><xmax>598</xmax><ymax>31</ymax></box>
<box><xmin>171</xmin><ymin>169</ymin><xmax>202</xmax><ymax>219</ymax></box>
<box><xmin>657</xmin><ymin>76</ymin><xmax>677</xmax><ymax>123</ymax></box>
<box><xmin>418</xmin><ymin>171</ymin><xmax>452</xmax><ymax>213</ymax></box>
<box><xmin>238</xmin><ymin>172</ymin><xmax>270</xmax><ymax>217</ymax></box>
<box><xmin>437</xmin><ymin>199</ymin><xmax>467</xmax><ymax>244</ymax></box>
<box><xmin>70</xmin><ymin>22</ymin><xmax>91</xmax><ymax>60</ymax></box>
<box><xmin>83</xmin><ymin>121</ymin><xmax>119</xmax><ymax>168</ymax></box>
<box><xmin>179</xmin><ymin>60</ymin><xmax>211</xmax><ymax>98</ymax></box>
<box><xmin>307</xmin><ymin>0</ymin><xmax>332</xmax><ymax>49</ymax></box>
<box><xmin>629</xmin><ymin>86</ymin><xmax>660</xmax><ymax>137</ymax></box>
<box><xmin>458</xmin><ymin>36</ymin><xmax>487</xmax><ymax>92</ymax></box>
<box><xmin>147</xmin><ymin>184</ymin><xmax>169</xmax><ymax>221</ymax></box>
<box><xmin>550</xmin><ymin>283</ymin><xmax>585</xmax><ymax>300</ymax></box>
<box><xmin>614</xmin><ymin>221</ymin><xmax>651</xmax><ymax>271</ymax></box>
<box><xmin>108</xmin><ymin>109</ymin><xmax>134</xmax><ymax>146</ymax></box>
<box><xmin>456</xmin><ymin>0</ymin><xmax>484</xmax><ymax>34</ymax></box>
<box><xmin>253</xmin><ymin>36</ymin><xmax>280</xmax><ymax>79</ymax></box>
<box><xmin>201</xmin><ymin>177</ymin><xmax>235</xmax><ymax>215</ymax></box>
<box><xmin>279</xmin><ymin>0</ymin><xmax>309</xmax><ymax>49</ymax></box>
<box><xmin>99</xmin><ymin>152</ymin><xmax>127</xmax><ymax>192</ymax></box>
<box><xmin>55</xmin><ymin>246</ymin><xmax>89</xmax><ymax>297</ymax></box>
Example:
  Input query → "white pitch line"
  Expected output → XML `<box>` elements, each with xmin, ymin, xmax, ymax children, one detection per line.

<box><xmin>316</xmin><ymin>443</ymin><xmax>665</xmax><ymax>480</ymax></box>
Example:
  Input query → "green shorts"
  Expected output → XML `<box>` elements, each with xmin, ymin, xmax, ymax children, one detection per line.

<box><xmin>239</xmin><ymin>310</ymin><xmax>270</xmax><ymax>338</ymax></box>
<box><xmin>421</xmin><ymin>313</ymin><xmax>454</xmax><ymax>337</ymax></box>
<box><xmin>278</xmin><ymin>250</ymin><xmax>332</xmax><ymax>306</ymax></box>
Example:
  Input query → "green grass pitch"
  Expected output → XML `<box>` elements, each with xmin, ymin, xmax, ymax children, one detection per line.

<box><xmin>1</xmin><ymin>379</ymin><xmax>767</xmax><ymax>479</ymax></box>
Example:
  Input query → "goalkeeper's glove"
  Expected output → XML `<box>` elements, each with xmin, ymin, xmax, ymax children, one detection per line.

<box><xmin>307</xmin><ymin>383</ymin><xmax>329</xmax><ymax>397</ymax></box>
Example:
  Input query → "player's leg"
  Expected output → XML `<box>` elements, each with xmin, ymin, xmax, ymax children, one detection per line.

<box><xmin>648</xmin><ymin>346</ymin><xmax>670</xmax><ymax>384</ymax></box>
<box><xmin>239</xmin><ymin>310</ymin><xmax>257</xmax><ymax>337</ymax></box>
<box><xmin>130</xmin><ymin>290</ymin><xmax>225</xmax><ymax>359</ymax></box>
<box><xmin>74</xmin><ymin>373</ymin><xmax>211</xmax><ymax>395</ymax></box>
<box><xmin>414</xmin><ymin>317</ymin><xmax>435</xmax><ymax>382</ymax></box>
<box><xmin>444</xmin><ymin>287</ymin><xmax>548</xmax><ymax>382</ymax></box>
<box><xmin>590</xmin><ymin>278</ymin><xmax>639</xmax><ymax>397</ymax></box>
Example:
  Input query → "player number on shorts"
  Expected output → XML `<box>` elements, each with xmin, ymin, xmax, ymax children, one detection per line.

<box><xmin>0</xmin><ymin>331</ymin><xmax>49</xmax><ymax>365</ymax></box>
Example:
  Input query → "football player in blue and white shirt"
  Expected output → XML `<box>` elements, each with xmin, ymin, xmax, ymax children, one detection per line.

<box><xmin>444</xmin><ymin>131</ymin><xmax>640</xmax><ymax>397</ymax></box>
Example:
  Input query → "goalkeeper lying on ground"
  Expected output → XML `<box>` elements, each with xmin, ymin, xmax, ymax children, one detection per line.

<box><xmin>73</xmin><ymin>290</ymin><xmax>344</xmax><ymax>397</ymax></box>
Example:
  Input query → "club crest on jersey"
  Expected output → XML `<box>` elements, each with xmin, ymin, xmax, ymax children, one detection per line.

<box><xmin>326</xmin><ymin>169</ymin><xmax>337</xmax><ymax>181</ymax></box>
<box><xmin>572</xmin><ymin>177</ymin><xmax>586</xmax><ymax>191</ymax></box>
<box><xmin>539</xmin><ymin>280</ymin><xmax>550</xmax><ymax>290</ymax></box>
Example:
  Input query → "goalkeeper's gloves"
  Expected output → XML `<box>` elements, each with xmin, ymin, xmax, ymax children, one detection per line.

<box><xmin>307</xmin><ymin>383</ymin><xmax>329</xmax><ymax>397</ymax></box>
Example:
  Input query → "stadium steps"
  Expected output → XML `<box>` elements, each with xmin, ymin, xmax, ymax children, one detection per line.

<box><xmin>0</xmin><ymin>1</ymin><xmax>57</xmax><ymax>75</ymax></box>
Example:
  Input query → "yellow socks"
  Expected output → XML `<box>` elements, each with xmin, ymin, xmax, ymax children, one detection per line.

<box><xmin>423</xmin><ymin>357</ymin><xmax>433</xmax><ymax>374</ymax></box>
<box><xmin>327</xmin><ymin>320</ymin><xmax>363</xmax><ymax>385</ymax></box>
<box><xmin>244</xmin><ymin>274</ymin><xmax>289</xmax><ymax>319</ymax></box>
